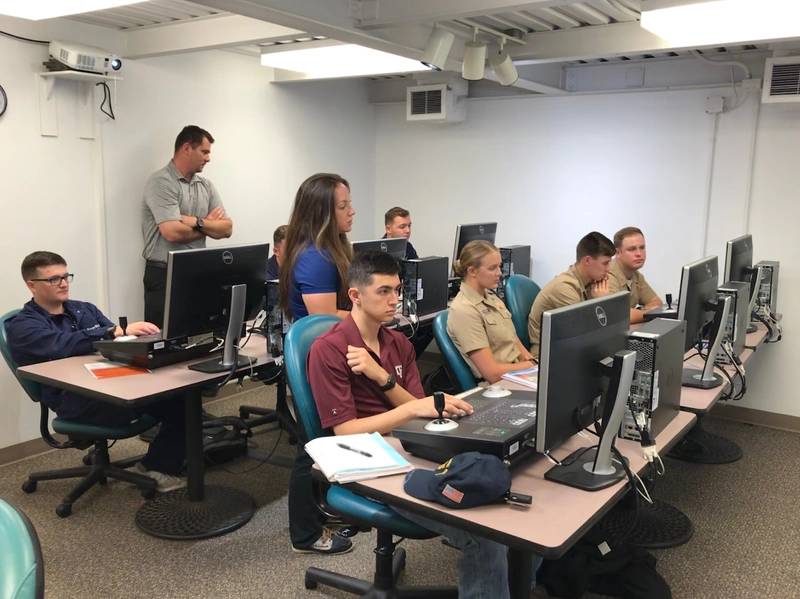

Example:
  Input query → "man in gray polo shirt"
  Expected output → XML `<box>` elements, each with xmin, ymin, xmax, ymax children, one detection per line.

<box><xmin>141</xmin><ymin>125</ymin><xmax>233</xmax><ymax>327</ymax></box>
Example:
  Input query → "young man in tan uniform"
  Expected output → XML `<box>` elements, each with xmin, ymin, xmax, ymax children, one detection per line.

<box><xmin>608</xmin><ymin>227</ymin><xmax>662</xmax><ymax>324</ymax></box>
<box><xmin>527</xmin><ymin>232</ymin><xmax>616</xmax><ymax>359</ymax></box>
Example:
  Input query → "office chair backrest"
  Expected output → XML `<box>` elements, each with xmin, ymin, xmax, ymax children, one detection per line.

<box><xmin>0</xmin><ymin>310</ymin><xmax>43</xmax><ymax>403</ymax></box>
<box><xmin>503</xmin><ymin>275</ymin><xmax>541</xmax><ymax>349</ymax></box>
<box><xmin>432</xmin><ymin>311</ymin><xmax>477</xmax><ymax>393</ymax></box>
<box><xmin>283</xmin><ymin>314</ymin><xmax>341</xmax><ymax>442</ymax></box>
<box><xmin>0</xmin><ymin>499</ymin><xmax>45</xmax><ymax>599</ymax></box>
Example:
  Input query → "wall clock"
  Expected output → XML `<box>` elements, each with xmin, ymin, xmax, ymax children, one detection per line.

<box><xmin>0</xmin><ymin>84</ymin><xmax>6</xmax><ymax>117</ymax></box>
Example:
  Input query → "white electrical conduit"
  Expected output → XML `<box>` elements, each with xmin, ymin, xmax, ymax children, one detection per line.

<box><xmin>690</xmin><ymin>49</ymin><xmax>752</xmax><ymax>79</ymax></box>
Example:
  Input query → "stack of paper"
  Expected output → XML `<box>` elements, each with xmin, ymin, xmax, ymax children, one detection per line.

<box><xmin>306</xmin><ymin>432</ymin><xmax>413</xmax><ymax>483</ymax></box>
<box><xmin>501</xmin><ymin>366</ymin><xmax>539</xmax><ymax>390</ymax></box>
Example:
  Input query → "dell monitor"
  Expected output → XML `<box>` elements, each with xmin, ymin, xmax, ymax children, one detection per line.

<box><xmin>536</xmin><ymin>292</ymin><xmax>637</xmax><ymax>491</ymax></box>
<box><xmin>164</xmin><ymin>243</ymin><xmax>269</xmax><ymax>373</ymax></box>
<box><xmin>353</xmin><ymin>238</ymin><xmax>407</xmax><ymax>261</ymax></box>
<box><xmin>723</xmin><ymin>234</ymin><xmax>761</xmax><ymax>332</ymax></box>
<box><xmin>452</xmin><ymin>222</ymin><xmax>497</xmax><ymax>275</ymax></box>
<box><xmin>677</xmin><ymin>256</ymin><xmax>731</xmax><ymax>389</ymax></box>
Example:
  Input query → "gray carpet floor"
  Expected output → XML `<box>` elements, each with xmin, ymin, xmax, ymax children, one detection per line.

<box><xmin>1</xmin><ymin>384</ymin><xmax>798</xmax><ymax>599</ymax></box>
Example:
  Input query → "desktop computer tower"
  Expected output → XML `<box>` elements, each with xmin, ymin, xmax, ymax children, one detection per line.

<box><xmin>264</xmin><ymin>279</ymin><xmax>286</xmax><ymax>357</ymax></box>
<box><xmin>401</xmin><ymin>257</ymin><xmax>449</xmax><ymax>318</ymax></box>
<box><xmin>620</xmin><ymin>318</ymin><xmax>685</xmax><ymax>442</ymax></box>
<box><xmin>715</xmin><ymin>281</ymin><xmax>749</xmax><ymax>362</ymax></box>
<box><xmin>755</xmin><ymin>260</ymin><xmax>779</xmax><ymax>315</ymax></box>
<box><xmin>500</xmin><ymin>245</ymin><xmax>532</xmax><ymax>278</ymax></box>
<box><xmin>497</xmin><ymin>245</ymin><xmax>531</xmax><ymax>299</ymax></box>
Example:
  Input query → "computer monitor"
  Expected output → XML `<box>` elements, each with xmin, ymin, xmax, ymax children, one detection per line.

<box><xmin>723</xmin><ymin>234</ymin><xmax>761</xmax><ymax>329</ymax></box>
<box><xmin>677</xmin><ymin>256</ymin><xmax>731</xmax><ymax>389</ymax></box>
<box><xmin>536</xmin><ymin>292</ymin><xmax>637</xmax><ymax>491</ymax></box>
<box><xmin>452</xmin><ymin>222</ymin><xmax>497</xmax><ymax>274</ymax></box>
<box><xmin>164</xmin><ymin>243</ymin><xmax>269</xmax><ymax>372</ymax></box>
<box><xmin>352</xmin><ymin>238</ymin><xmax>407</xmax><ymax>261</ymax></box>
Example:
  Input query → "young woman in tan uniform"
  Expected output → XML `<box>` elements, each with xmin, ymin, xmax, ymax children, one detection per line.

<box><xmin>447</xmin><ymin>240</ymin><xmax>536</xmax><ymax>383</ymax></box>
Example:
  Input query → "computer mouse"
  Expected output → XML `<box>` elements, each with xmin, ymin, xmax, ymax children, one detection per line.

<box><xmin>482</xmin><ymin>385</ymin><xmax>512</xmax><ymax>398</ymax></box>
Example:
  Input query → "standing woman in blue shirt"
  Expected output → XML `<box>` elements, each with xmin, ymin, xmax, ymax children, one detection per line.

<box><xmin>280</xmin><ymin>173</ymin><xmax>355</xmax><ymax>321</ymax></box>
<box><xmin>281</xmin><ymin>173</ymin><xmax>356</xmax><ymax>555</ymax></box>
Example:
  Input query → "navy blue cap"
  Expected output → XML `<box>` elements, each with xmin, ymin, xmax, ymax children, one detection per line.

<box><xmin>403</xmin><ymin>452</ymin><xmax>511</xmax><ymax>509</ymax></box>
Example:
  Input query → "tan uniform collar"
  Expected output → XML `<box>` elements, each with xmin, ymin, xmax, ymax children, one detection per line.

<box><xmin>459</xmin><ymin>281</ymin><xmax>493</xmax><ymax>306</ymax></box>
<box><xmin>569</xmin><ymin>264</ymin><xmax>592</xmax><ymax>292</ymax></box>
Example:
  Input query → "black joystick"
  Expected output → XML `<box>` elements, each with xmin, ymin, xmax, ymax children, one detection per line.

<box><xmin>119</xmin><ymin>316</ymin><xmax>128</xmax><ymax>336</ymax></box>
<box><xmin>433</xmin><ymin>391</ymin><xmax>446</xmax><ymax>422</ymax></box>
<box><xmin>666</xmin><ymin>293</ymin><xmax>673</xmax><ymax>309</ymax></box>
<box><xmin>424</xmin><ymin>391</ymin><xmax>459</xmax><ymax>432</ymax></box>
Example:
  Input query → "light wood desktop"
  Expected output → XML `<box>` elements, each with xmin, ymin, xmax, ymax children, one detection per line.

<box><xmin>17</xmin><ymin>344</ymin><xmax>274</xmax><ymax>540</ymax></box>
<box><xmin>680</xmin><ymin>323</ymin><xmax>769</xmax><ymax>413</ymax></box>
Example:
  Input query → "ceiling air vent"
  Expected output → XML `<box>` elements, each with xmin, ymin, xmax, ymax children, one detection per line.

<box><xmin>406</xmin><ymin>83</ymin><xmax>466</xmax><ymax>123</ymax></box>
<box><xmin>762</xmin><ymin>56</ymin><xmax>800</xmax><ymax>103</ymax></box>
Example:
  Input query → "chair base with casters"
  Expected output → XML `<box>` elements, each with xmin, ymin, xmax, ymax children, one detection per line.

<box><xmin>304</xmin><ymin>486</ymin><xmax>458</xmax><ymax>598</ymax></box>
<box><xmin>22</xmin><ymin>415</ymin><xmax>159</xmax><ymax>517</ymax></box>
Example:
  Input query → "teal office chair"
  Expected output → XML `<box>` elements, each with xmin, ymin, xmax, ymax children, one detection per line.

<box><xmin>284</xmin><ymin>315</ymin><xmax>456</xmax><ymax>598</ymax></box>
<box><xmin>432</xmin><ymin>311</ymin><xmax>478</xmax><ymax>393</ymax></box>
<box><xmin>0</xmin><ymin>310</ymin><xmax>157</xmax><ymax>518</ymax></box>
<box><xmin>503</xmin><ymin>274</ymin><xmax>541</xmax><ymax>349</ymax></box>
<box><xmin>0</xmin><ymin>499</ymin><xmax>44</xmax><ymax>599</ymax></box>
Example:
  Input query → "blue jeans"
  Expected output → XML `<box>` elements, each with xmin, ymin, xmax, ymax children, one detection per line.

<box><xmin>395</xmin><ymin>506</ymin><xmax>511</xmax><ymax>599</ymax></box>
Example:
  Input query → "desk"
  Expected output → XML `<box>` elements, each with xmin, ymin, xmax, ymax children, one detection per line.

<box><xmin>346</xmin><ymin>411</ymin><xmax>695</xmax><ymax>598</ymax></box>
<box><xmin>17</xmin><ymin>346</ymin><xmax>274</xmax><ymax>540</ymax></box>
<box><xmin>680</xmin><ymin>323</ymin><xmax>769</xmax><ymax>413</ymax></box>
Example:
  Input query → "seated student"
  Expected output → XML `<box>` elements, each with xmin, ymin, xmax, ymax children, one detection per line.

<box><xmin>6</xmin><ymin>251</ymin><xmax>186</xmax><ymax>492</ymax></box>
<box><xmin>447</xmin><ymin>240</ymin><xmax>535</xmax><ymax>383</ymax></box>
<box><xmin>608</xmin><ymin>226</ymin><xmax>662</xmax><ymax>324</ymax></box>
<box><xmin>308</xmin><ymin>251</ymin><xmax>522</xmax><ymax>599</ymax></box>
<box><xmin>280</xmin><ymin>173</ymin><xmax>355</xmax><ymax>555</ymax></box>
<box><xmin>382</xmin><ymin>206</ymin><xmax>418</xmax><ymax>260</ymax></box>
<box><xmin>528</xmin><ymin>231</ymin><xmax>616</xmax><ymax>359</ymax></box>
<box><xmin>266</xmin><ymin>224</ymin><xmax>287</xmax><ymax>280</ymax></box>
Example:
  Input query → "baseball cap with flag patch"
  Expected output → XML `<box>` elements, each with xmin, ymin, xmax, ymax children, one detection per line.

<box><xmin>403</xmin><ymin>452</ymin><xmax>511</xmax><ymax>509</ymax></box>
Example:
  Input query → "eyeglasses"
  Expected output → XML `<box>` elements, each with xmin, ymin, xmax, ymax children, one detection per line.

<box><xmin>30</xmin><ymin>273</ymin><xmax>74</xmax><ymax>286</ymax></box>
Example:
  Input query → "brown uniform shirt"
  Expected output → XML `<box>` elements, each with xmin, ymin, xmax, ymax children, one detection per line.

<box><xmin>607</xmin><ymin>259</ymin><xmax>658</xmax><ymax>308</ymax></box>
<box><xmin>528</xmin><ymin>265</ymin><xmax>592</xmax><ymax>359</ymax></box>
<box><xmin>447</xmin><ymin>283</ymin><xmax>522</xmax><ymax>379</ymax></box>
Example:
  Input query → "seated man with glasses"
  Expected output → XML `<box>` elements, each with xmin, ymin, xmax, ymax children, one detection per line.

<box><xmin>5</xmin><ymin>251</ymin><xmax>187</xmax><ymax>492</ymax></box>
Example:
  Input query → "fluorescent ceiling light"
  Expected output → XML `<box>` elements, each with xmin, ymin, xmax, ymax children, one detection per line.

<box><xmin>0</xmin><ymin>1</ymin><xmax>141</xmax><ymax>20</ymax></box>
<box><xmin>641</xmin><ymin>0</ymin><xmax>800</xmax><ymax>47</ymax></box>
<box><xmin>260</xmin><ymin>43</ymin><xmax>426</xmax><ymax>78</ymax></box>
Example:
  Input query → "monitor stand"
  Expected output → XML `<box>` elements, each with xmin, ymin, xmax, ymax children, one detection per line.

<box><xmin>189</xmin><ymin>283</ymin><xmax>252</xmax><ymax>374</ymax></box>
<box><xmin>682</xmin><ymin>295</ymin><xmax>731</xmax><ymax>389</ymax></box>
<box><xmin>545</xmin><ymin>349</ymin><xmax>637</xmax><ymax>491</ymax></box>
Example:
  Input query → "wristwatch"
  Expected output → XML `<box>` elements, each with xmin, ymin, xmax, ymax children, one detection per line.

<box><xmin>379</xmin><ymin>372</ymin><xmax>396</xmax><ymax>392</ymax></box>
<box><xmin>194</xmin><ymin>217</ymin><xmax>205</xmax><ymax>232</ymax></box>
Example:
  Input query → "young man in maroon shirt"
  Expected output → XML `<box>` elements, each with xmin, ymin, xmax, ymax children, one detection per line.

<box><xmin>306</xmin><ymin>251</ymin><xmax>516</xmax><ymax>599</ymax></box>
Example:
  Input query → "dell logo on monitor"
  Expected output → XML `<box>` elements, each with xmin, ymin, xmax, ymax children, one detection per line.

<box><xmin>478</xmin><ymin>225</ymin><xmax>485</xmax><ymax>235</ymax></box>
<box><xmin>595</xmin><ymin>306</ymin><xmax>608</xmax><ymax>327</ymax></box>
<box><xmin>380</xmin><ymin>242</ymin><xmax>388</xmax><ymax>253</ymax></box>
<box><xmin>222</xmin><ymin>251</ymin><xmax>234</xmax><ymax>265</ymax></box>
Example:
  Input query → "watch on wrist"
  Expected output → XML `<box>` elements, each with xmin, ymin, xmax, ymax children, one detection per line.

<box><xmin>194</xmin><ymin>217</ymin><xmax>205</xmax><ymax>232</ymax></box>
<box><xmin>378</xmin><ymin>372</ymin><xmax>396</xmax><ymax>392</ymax></box>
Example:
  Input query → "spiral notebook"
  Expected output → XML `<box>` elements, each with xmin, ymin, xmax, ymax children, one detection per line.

<box><xmin>306</xmin><ymin>432</ymin><xmax>413</xmax><ymax>483</ymax></box>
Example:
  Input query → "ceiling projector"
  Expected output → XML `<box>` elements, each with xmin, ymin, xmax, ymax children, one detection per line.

<box><xmin>48</xmin><ymin>40</ymin><xmax>122</xmax><ymax>75</ymax></box>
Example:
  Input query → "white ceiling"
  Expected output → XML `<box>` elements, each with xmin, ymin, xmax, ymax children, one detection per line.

<box><xmin>68</xmin><ymin>0</ymin><xmax>226</xmax><ymax>30</ymax></box>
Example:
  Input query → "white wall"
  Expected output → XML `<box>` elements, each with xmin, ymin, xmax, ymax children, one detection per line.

<box><xmin>0</xmin><ymin>18</ymin><xmax>124</xmax><ymax>448</ymax></box>
<box><xmin>0</xmin><ymin>38</ymin><xmax>375</xmax><ymax>449</ymax></box>
<box><xmin>374</xmin><ymin>86</ymin><xmax>800</xmax><ymax>418</ymax></box>
<box><xmin>100</xmin><ymin>50</ymin><xmax>376</xmax><ymax>321</ymax></box>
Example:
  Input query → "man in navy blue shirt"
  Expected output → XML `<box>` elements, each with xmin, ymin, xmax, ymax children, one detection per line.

<box><xmin>6</xmin><ymin>251</ymin><xmax>186</xmax><ymax>492</ymax></box>
<box><xmin>382</xmin><ymin>207</ymin><xmax>418</xmax><ymax>260</ymax></box>
<box><xmin>266</xmin><ymin>224</ymin><xmax>287</xmax><ymax>281</ymax></box>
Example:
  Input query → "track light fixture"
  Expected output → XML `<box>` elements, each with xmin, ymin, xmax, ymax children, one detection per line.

<box><xmin>489</xmin><ymin>39</ymin><xmax>518</xmax><ymax>86</ymax></box>
<box><xmin>421</xmin><ymin>26</ymin><xmax>455</xmax><ymax>71</ymax></box>
<box><xmin>461</xmin><ymin>28</ymin><xmax>486</xmax><ymax>81</ymax></box>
